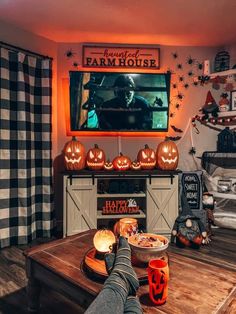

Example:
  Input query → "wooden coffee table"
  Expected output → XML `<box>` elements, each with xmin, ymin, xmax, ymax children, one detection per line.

<box><xmin>24</xmin><ymin>229</ymin><xmax>236</xmax><ymax>313</ymax></box>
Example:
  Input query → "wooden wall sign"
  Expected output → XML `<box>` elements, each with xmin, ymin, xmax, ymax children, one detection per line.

<box><xmin>82</xmin><ymin>45</ymin><xmax>160</xmax><ymax>70</ymax></box>
<box><xmin>102</xmin><ymin>198</ymin><xmax>140</xmax><ymax>215</ymax></box>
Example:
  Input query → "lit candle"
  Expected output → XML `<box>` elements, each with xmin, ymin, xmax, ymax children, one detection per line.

<box><xmin>119</xmin><ymin>218</ymin><xmax>138</xmax><ymax>238</ymax></box>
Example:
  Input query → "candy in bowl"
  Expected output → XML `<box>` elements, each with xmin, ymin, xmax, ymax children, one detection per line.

<box><xmin>128</xmin><ymin>233</ymin><xmax>169</xmax><ymax>263</ymax></box>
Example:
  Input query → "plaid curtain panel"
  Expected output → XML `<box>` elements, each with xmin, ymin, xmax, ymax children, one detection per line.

<box><xmin>0</xmin><ymin>47</ymin><xmax>54</xmax><ymax>248</ymax></box>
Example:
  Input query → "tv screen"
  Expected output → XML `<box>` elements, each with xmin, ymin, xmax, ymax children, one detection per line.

<box><xmin>69</xmin><ymin>71</ymin><xmax>171</xmax><ymax>133</ymax></box>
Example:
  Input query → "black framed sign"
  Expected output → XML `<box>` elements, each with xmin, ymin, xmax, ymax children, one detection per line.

<box><xmin>179</xmin><ymin>171</ymin><xmax>203</xmax><ymax>210</ymax></box>
<box><xmin>82</xmin><ymin>45</ymin><xmax>160</xmax><ymax>70</ymax></box>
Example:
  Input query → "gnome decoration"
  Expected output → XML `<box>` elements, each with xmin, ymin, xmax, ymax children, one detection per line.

<box><xmin>172</xmin><ymin>193</ymin><xmax>207</xmax><ymax>248</ymax></box>
<box><xmin>200</xmin><ymin>91</ymin><xmax>219</xmax><ymax>120</ymax></box>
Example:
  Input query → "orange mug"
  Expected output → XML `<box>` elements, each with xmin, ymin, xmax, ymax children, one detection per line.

<box><xmin>147</xmin><ymin>259</ymin><xmax>169</xmax><ymax>305</ymax></box>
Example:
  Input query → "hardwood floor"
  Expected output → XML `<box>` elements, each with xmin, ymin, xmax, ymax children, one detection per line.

<box><xmin>0</xmin><ymin>228</ymin><xmax>235</xmax><ymax>314</ymax></box>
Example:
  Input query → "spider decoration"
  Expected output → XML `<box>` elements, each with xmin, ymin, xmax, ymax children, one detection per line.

<box><xmin>65</xmin><ymin>49</ymin><xmax>76</xmax><ymax>59</ymax></box>
<box><xmin>188</xmin><ymin>70</ymin><xmax>194</xmax><ymax>77</ymax></box>
<box><xmin>183</xmin><ymin>83</ymin><xmax>189</xmax><ymax>89</ymax></box>
<box><xmin>198</xmin><ymin>75</ymin><xmax>210</xmax><ymax>85</ymax></box>
<box><xmin>175</xmin><ymin>103</ymin><xmax>181</xmax><ymax>110</ymax></box>
<box><xmin>189</xmin><ymin>147</ymin><xmax>196</xmax><ymax>155</ymax></box>
<box><xmin>192</xmin><ymin>80</ymin><xmax>199</xmax><ymax>86</ymax></box>
<box><xmin>172</xmin><ymin>83</ymin><xmax>178</xmax><ymax>89</ymax></box>
<box><xmin>175</xmin><ymin>92</ymin><xmax>184</xmax><ymax>101</ymax></box>
<box><xmin>179</xmin><ymin>76</ymin><xmax>184</xmax><ymax>82</ymax></box>
<box><xmin>167</xmin><ymin>68</ymin><xmax>175</xmax><ymax>74</ymax></box>
<box><xmin>72</xmin><ymin>61</ymin><xmax>79</xmax><ymax>68</ymax></box>
<box><xmin>186</xmin><ymin>56</ymin><xmax>195</xmax><ymax>65</ymax></box>
<box><xmin>177</xmin><ymin>63</ymin><xmax>183</xmax><ymax>70</ymax></box>
<box><xmin>169</xmin><ymin>112</ymin><xmax>175</xmax><ymax>118</ymax></box>
<box><xmin>196</xmin><ymin>62</ymin><xmax>203</xmax><ymax>71</ymax></box>
<box><xmin>172</xmin><ymin>52</ymin><xmax>178</xmax><ymax>59</ymax></box>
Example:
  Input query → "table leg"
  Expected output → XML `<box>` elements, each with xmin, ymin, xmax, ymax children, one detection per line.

<box><xmin>27</xmin><ymin>277</ymin><xmax>41</xmax><ymax>313</ymax></box>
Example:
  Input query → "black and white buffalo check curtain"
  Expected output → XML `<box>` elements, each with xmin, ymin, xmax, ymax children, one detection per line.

<box><xmin>0</xmin><ymin>47</ymin><xmax>54</xmax><ymax>248</ymax></box>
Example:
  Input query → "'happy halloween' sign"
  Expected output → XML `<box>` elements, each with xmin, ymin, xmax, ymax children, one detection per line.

<box><xmin>102</xmin><ymin>198</ymin><xmax>140</xmax><ymax>215</ymax></box>
<box><xmin>82</xmin><ymin>45</ymin><xmax>160</xmax><ymax>70</ymax></box>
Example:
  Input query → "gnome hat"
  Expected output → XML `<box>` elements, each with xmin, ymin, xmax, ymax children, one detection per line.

<box><xmin>176</xmin><ymin>192</ymin><xmax>198</xmax><ymax>223</ymax></box>
<box><xmin>205</xmin><ymin>91</ymin><xmax>216</xmax><ymax>105</ymax></box>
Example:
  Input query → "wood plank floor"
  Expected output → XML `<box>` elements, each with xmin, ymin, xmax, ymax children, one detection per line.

<box><xmin>0</xmin><ymin>228</ymin><xmax>235</xmax><ymax>314</ymax></box>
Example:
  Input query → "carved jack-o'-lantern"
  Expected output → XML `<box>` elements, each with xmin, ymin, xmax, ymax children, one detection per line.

<box><xmin>137</xmin><ymin>144</ymin><xmax>156</xmax><ymax>170</ymax></box>
<box><xmin>63</xmin><ymin>137</ymin><xmax>86</xmax><ymax>170</ymax></box>
<box><xmin>112</xmin><ymin>153</ymin><xmax>131</xmax><ymax>171</ymax></box>
<box><xmin>147</xmin><ymin>259</ymin><xmax>169</xmax><ymax>305</ymax></box>
<box><xmin>86</xmin><ymin>144</ymin><xmax>106</xmax><ymax>170</ymax></box>
<box><xmin>156</xmin><ymin>140</ymin><xmax>179</xmax><ymax>170</ymax></box>
<box><xmin>130</xmin><ymin>160</ymin><xmax>141</xmax><ymax>170</ymax></box>
<box><xmin>93</xmin><ymin>229</ymin><xmax>116</xmax><ymax>253</ymax></box>
<box><xmin>104</xmin><ymin>159</ymin><xmax>114</xmax><ymax>171</ymax></box>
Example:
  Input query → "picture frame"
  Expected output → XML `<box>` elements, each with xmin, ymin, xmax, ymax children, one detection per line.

<box><xmin>230</xmin><ymin>90</ymin><xmax>236</xmax><ymax>111</ymax></box>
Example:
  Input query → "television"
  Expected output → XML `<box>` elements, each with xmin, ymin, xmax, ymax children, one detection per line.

<box><xmin>69</xmin><ymin>71</ymin><xmax>171</xmax><ymax>136</ymax></box>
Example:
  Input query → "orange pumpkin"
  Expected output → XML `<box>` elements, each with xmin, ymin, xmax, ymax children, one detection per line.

<box><xmin>63</xmin><ymin>137</ymin><xmax>86</xmax><ymax>170</ymax></box>
<box><xmin>104</xmin><ymin>159</ymin><xmax>114</xmax><ymax>171</ymax></box>
<box><xmin>113</xmin><ymin>153</ymin><xmax>131</xmax><ymax>171</ymax></box>
<box><xmin>86</xmin><ymin>144</ymin><xmax>106</xmax><ymax>170</ymax></box>
<box><xmin>156</xmin><ymin>140</ymin><xmax>179</xmax><ymax>170</ymax></box>
<box><xmin>137</xmin><ymin>144</ymin><xmax>156</xmax><ymax>170</ymax></box>
<box><xmin>130</xmin><ymin>160</ymin><xmax>141</xmax><ymax>170</ymax></box>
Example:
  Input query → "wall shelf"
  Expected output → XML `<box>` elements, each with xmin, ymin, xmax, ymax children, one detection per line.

<box><xmin>209</xmin><ymin>68</ymin><xmax>236</xmax><ymax>78</ymax></box>
<box><xmin>196</xmin><ymin>114</ymin><xmax>236</xmax><ymax>128</ymax></box>
<box><xmin>97</xmin><ymin>210</ymin><xmax>146</xmax><ymax>219</ymax></box>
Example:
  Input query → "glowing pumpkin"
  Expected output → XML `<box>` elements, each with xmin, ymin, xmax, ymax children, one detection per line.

<box><xmin>113</xmin><ymin>153</ymin><xmax>131</xmax><ymax>171</ymax></box>
<box><xmin>86</xmin><ymin>144</ymin><xmax>106</xmax><ymax>170</ymax></box>
<box><xmin>131</xmin><ymin>160</ymin><xmax>141</xmax><ymax>170</ymax></box>
<box><xmin>137</xmin><ymin>144</ymin><xmax>156</xmax><ymax>170</ymax></box>
<box><xmin>104</xmin><ymin>159</ymin><xmax>114</xmax><ymax>171</ymax></box>
<box><xmin>147</xmin><ymin>259</ymin><xmax>169</xmax><ymax>305</ymax></box>
<box><xmin>156</xmin><ymin>140</ymin><xmax>179</xmax><ymax>170</ymax></box>
<box><xmin>63</xmin><ymin>137</ymin><xmax>86</xmax><ymax>170</ymax></box>
<box><xmin>93</xmin><ymin>229</ymin><xmax>116</xmax><ymax>253</ymax></box>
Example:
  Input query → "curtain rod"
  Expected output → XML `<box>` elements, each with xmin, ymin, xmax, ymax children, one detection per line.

<box><xmin>0</xmin><ymin>41</ymin><xmax>53</xmax><ymax>60</ymax></box>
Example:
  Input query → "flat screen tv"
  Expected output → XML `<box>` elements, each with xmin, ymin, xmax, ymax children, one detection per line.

<box><xmin>69</xmin><ymin>71</ymin><xmax>171</xmax><ymax>136</ymax></box>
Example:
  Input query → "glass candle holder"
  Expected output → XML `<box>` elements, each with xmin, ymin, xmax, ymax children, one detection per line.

<box><xmin>119</xmin><ymin>217</ymin><xmax>138</xmax><ymax>238</ymax></box>
<box><xmin>147</xmin><ymin>259</ymin><xmax>169</xmax><ymax>305</ymax></box>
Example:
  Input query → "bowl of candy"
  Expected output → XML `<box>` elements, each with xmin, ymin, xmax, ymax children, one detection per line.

<box><xmin>128</xmin><ymin>233</ymin><xmax>169</xmax><ymax>263</ymax></box>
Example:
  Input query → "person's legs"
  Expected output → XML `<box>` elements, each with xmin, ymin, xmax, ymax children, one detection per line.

<box><xmin>85</xmin><ymin>288</ymin><xmax>125</xmax><ymax>314</ymax></box>
<box><xmin>124</xmin><ymin>296</ymin><xmax>143</xmax><ymax>314</ymax></box>
<box><xmin>85</xmin><ymin>237</ymin><xmax>140</xmax><ymax>314</ymax></box>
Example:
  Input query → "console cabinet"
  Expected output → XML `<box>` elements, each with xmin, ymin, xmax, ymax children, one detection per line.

<box><xmin>63</xmin><ymin>170</ymin><xmax>179</xmax><ymax>238</ymax></box>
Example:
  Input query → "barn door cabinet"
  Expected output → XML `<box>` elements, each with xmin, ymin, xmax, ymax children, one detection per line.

<box><xmin>63</xmin><ymin>170</ymin><xmax>180</xmax><ymax>238</ymax></box>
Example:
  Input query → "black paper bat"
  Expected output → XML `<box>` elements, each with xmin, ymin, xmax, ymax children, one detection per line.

<box><xmin>165</xmin><ymin>136</ymin><xmax>181</xmax><ymax>141</ymax></box>
<box><xmin>171</xmin><ymin>125</ymin><xmax>183</xmax><ymax>133</ymax></box>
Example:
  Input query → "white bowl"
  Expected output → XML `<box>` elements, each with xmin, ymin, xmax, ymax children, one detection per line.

<box><xmin>128</xmin><ymin>233</ymin><xmax>169</xmax><ymax>263</ymax></box>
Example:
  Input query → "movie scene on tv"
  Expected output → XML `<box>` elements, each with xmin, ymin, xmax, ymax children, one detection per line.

<box><xmin>70</xmin><ymin>71</ymin><xmax>171</xmax><ymax>132</ymax></box>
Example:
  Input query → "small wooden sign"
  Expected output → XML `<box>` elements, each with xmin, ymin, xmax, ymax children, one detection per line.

<box><xmin>102</xmin><ymin>198</ymin><xmax>140</xmax><ymax>215</ymax></box>
<box><xmin>180</xmin><ymin>171</ymin><xmax>202</xmax><ymax>210</ymax></box>
<box><xmin>82</xmin><ymin>45</ymin><xmax>160</xmax><ymax>70</ymax></box>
